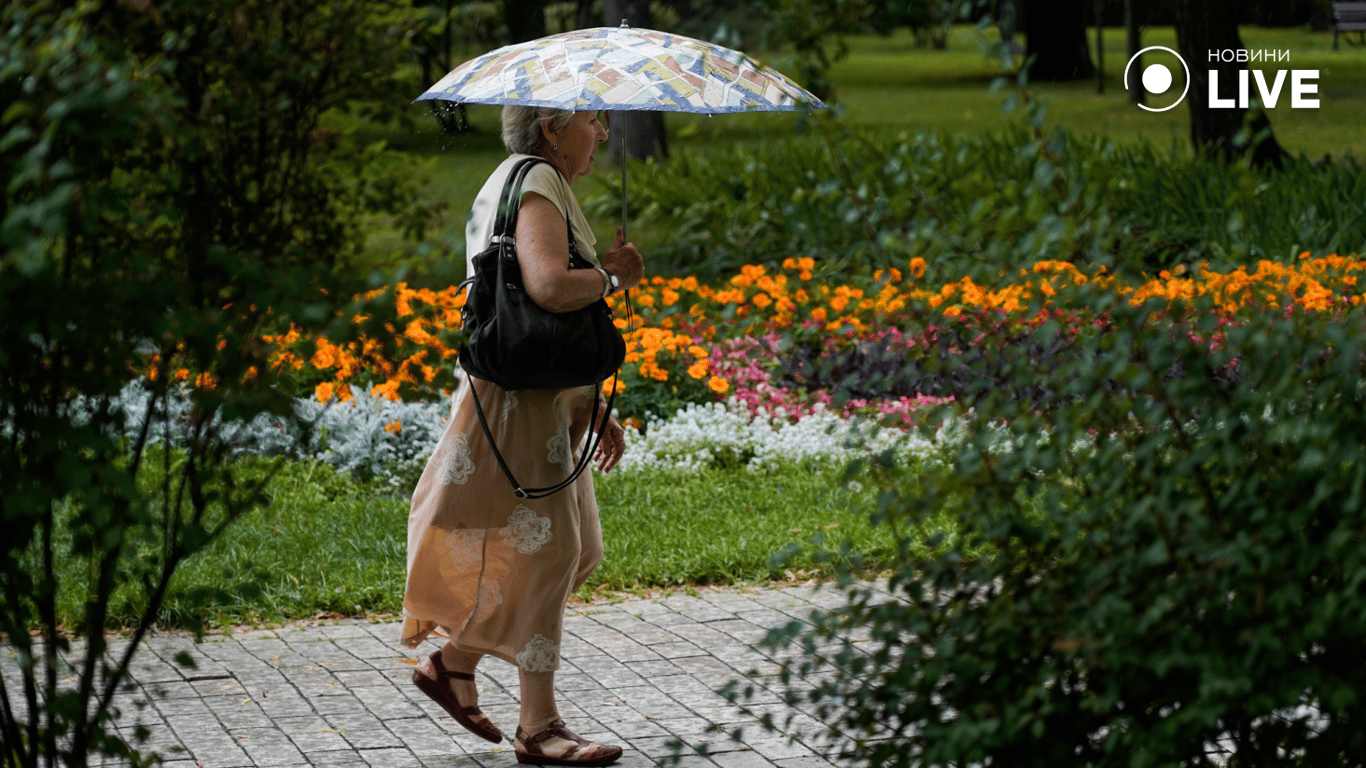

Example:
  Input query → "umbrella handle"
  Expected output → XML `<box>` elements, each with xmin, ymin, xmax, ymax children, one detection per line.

<box><xmin>619</xmin><ymin>110</ymin><xmax>628</xmax><ymax>243</ymax></box>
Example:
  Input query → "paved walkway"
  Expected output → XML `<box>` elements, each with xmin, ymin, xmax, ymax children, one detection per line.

<box><xmin>78</xmin><ymin>581</ymin><xmax>891</xmax><ymax>768</ymax></box>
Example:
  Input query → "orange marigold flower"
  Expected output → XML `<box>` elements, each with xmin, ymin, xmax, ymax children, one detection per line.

<box><xmin>708</xmin><ymin>376</ymin><xmax>730</xmax><ymax>394</ymax></box>
<box><xmin>370</xmin><ymin>380</ymin><xmax>401</xmax><ymax>402</ymax></box>
<box><xmin>385</xmin><ymin>420</ymin><xmax>402</xmax><ymax>434</ymax></box>
<box><xmin>315</xmin><ymin>381</ymin><xmax>337</xmax><ymax>402</ymax></box>
<box><xmin>687</xmin><ymin>360</ymin><xmax>709</xmax><ymax>379</ymax></box>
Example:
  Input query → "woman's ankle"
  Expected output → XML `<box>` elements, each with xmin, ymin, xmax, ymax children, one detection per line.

<box><xmin>439</xmin><ymin>643</ymin><xmax>482</xmax><ymax>675</ymax></box>
<box><xmin>518</xmin><ymin>713</ymin><xmax>563</xmax><ymax>739</ymax></box>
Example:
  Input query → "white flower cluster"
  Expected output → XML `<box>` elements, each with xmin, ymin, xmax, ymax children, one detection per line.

<box><xmin>90</xmin><ymin>380</ymin><xmax>450</xmax><ymax>487</ymax></box>
<box><xmin>81</xmin><ymin>382</ymin><xmax>957</xmax><ymax>484</ymax></box>
<box><xmin>618</xmin><ymin>399</ymin><xmax>951</xmax><ymax>473</ymax></box>
<box><xmin>293</xmin><ymin>389</ymin><xmax>450</xmax><ymax>485</ymax></box>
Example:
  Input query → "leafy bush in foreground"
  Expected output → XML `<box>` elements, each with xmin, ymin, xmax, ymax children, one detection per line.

<box><xmin>749</xmin><ymin>282</ymin><xmax>1366</xmax><ymax>767</ymax></box>
<box><xmin>1</xmin><ymin>1</ymin><xmax>425</xmax><ymax>765</ymax></box>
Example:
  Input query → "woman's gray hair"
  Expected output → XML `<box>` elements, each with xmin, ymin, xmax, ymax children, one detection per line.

<box><xmin>501</xmin><ymin>106</ymin><xmax>575</xmax><ymax>155</ymax></box>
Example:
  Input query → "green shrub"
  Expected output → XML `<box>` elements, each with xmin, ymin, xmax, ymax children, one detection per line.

<box><xmin>593</xmin><ymin>121</ymin><xmax>1366</xmax><ymax>281</ymax></box>
<box><xmin>745</xmin><ymin>282</ymin><xmax>1366</xmax><ymax>766</ymax></box>
<box><xmin>1</xmin><ymin>1</ymin><xmax>429</xmax><ymax>765</ymax></box>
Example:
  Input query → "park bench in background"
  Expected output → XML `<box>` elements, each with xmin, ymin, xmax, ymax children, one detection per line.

<box><xmin>1333</xmin><ymin>1</ymin><xmax>1366</xmax><ymax>50</ymax></box>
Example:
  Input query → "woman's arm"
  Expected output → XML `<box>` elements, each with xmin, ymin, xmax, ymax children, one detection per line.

<box><xmin>515</xmin><ymin>192</ymin><xmax>643</xmax><ymax>313</ymax></box>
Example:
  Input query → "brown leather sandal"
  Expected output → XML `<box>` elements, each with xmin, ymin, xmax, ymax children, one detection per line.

<box><xmin>514</xmin><ymin>720</ymin><xmax>622</xmax><ymax>766</ymax></box>
<box><xmin>411</xmin><ymin>650</ymin><xmax>503</xmax><ymax>743</ymax></box>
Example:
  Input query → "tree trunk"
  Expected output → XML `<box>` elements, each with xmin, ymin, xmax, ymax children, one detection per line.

<box><xmin>1125</xmin><ymin>0</ymin><xmax>1143</xmax><ymax>103</ymax></box>
<box><xmin>603</xmin><ymin>0</ymin><xmax>667</xmax><ymax>161</ymax></box>
<box><xmin>1171</xmin><ymin>0</ymin><xmax>1286</xmax><ymax>168</ymax></box>
<box><xmin>1252</xmin><ymin>0</ymin><xmax>1302</xmax><ymax>26</ymax></box>
<box><xmin>1022</xmin><ymin>0</ymin><xmax>1095</xmax><ymax>81</ymax></box>
<box><xmin>1094</xmin><ymin>0</ymin><xmax>1104</xmax><ymax>93</ymax></box>
<box><xmin>505</xmin><ymin>0</ymin><xmax>546</xmax><ymax>44</ymax></box>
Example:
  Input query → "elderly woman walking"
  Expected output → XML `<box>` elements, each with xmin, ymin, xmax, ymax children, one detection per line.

<box><xmin>400</xmin><ymin>107</ymin><xmax>644</xmax><ymax>767</ymax></box>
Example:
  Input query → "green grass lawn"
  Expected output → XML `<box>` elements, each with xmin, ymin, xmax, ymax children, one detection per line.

<box><xmin>363</xmin><ymin>24</ymin><xmax>1366</xmax><ymax>278</ymax></box>
<box><xmin>56</xmin><ymin>454</ymin><xmax>949</xmax><ymax>630</ymax></box>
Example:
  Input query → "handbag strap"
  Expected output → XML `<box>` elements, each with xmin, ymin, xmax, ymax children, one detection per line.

<box><xmin>490</xmin><ymin>156</ymin><xmax>543</xmax><ymax>245</ymax></box>
<box><xmin>468</xmin><ymin>374</ymin><xmax>618</xmax><ymax>500</ymax></box>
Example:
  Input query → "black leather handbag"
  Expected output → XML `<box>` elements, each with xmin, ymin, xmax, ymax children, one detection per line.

<box><xmin>456</xmin><ymin>157</ymin><xmax>628</xmax><ymax>499</ymax></box>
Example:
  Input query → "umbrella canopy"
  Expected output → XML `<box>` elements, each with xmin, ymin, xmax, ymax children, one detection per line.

<box><xmin>416</xmin><ymin>24</ymin><xmax>824</xmax><ymax>240</ymax></box>
<box><xmin>415</xmin><ymin>25</ymin><xmax>825</xmax><ymax>114</ymax></box>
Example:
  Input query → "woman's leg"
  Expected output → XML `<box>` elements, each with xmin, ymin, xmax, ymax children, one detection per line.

<box><xmin>519</xmin><ymin>669</ymin><xmax>560</xmax><ymax>736</ymax></box>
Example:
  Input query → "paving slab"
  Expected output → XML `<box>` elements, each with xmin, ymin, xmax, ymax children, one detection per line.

<box><xmin>8</xmin><ymin>581</ymin><xmax>901</xmax><ymax>767</ymax></box>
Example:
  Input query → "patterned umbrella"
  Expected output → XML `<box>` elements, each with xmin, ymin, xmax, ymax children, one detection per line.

<box><xmin>415</xmin><ymin>24</ymin><xmax>825</xmax><ymax>114</ymax></box>
<box><xmin>416</xmin><ymin>23</ymin><xmax>825</xmax><ymax>238</ymax></box>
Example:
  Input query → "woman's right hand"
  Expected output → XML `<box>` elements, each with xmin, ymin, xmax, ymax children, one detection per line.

<box><xmin>601</xmin><ymin>228</ymin><xmax>644</xmax><ymax>292</ymax></box>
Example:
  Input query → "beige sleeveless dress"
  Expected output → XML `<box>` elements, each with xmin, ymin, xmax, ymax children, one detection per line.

<box><xmin>399</xmin><ymin>155</ymin><xmax>604</xmax><ymax>672</ymax></box>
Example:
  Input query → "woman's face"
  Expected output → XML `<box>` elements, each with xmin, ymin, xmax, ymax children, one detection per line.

<box><xmin>543</xmin><ymin>111</ymin><xmax>608</xmax><ymax>184</ymax></box>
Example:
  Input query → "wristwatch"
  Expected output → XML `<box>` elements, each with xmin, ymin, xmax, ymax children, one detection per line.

<box><xmin>596</xmin><ymin>267</ymin><xmax>619</xmax><ymax>298</ymax></box>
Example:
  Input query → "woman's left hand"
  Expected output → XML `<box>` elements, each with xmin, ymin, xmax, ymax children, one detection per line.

<box><xmin>593</xmin><ymin>413</ymin><xmax>627</xmax><ymax>473</ymax></box>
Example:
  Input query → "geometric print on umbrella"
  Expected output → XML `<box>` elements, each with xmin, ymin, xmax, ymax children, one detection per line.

<box><xmin>415</xmin><ymin>26</ymin><xmax>824</xmax><ymax>113</ymax></box>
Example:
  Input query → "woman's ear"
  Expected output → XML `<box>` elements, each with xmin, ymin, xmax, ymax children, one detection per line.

<box><xmin>539</xmin><ymin>118</ymin><xmax>557</xmax><ymax>150</ymax></box>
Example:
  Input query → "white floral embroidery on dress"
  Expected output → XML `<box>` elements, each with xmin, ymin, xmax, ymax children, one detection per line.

<box><xmin>479</xmin><ymin>578</ymin><xmax>503</xmax><ymax>608</ymax></box>
<box><xmin>502</xmin><ymin>391</ymin><xmax>519</xmax><ymax>419</ymax></box>
<box><xmin>501</xmin><ymin>505</ymin><xmax>552</xmax><ymax>554</ymax></box>
<box><xmin>439</xmin><ymin>433</ymin><xmax>474</xmax><ymax>485</ymax></box>
<box><xmin>546</xmin><ymin>420</ymin><xmax>571</xmax><ymax>471</ymax></box>
<box><xmin>515</xmin><ymin>634</ymin><xmax>560</xmax><ymax>672</ymax></box>
<box><xmin>445</xmin><ymin>528</ymin><xmax>484</xmax><ymax>570</ymax></box>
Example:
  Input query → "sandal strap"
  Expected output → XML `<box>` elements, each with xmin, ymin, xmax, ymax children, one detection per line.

<box><xmin>520</xmin><ymin>719</ymin><xmax>588</xmax><ymax>750</ymax></box>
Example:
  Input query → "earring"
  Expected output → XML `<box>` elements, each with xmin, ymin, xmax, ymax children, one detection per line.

<box><xmin>551</xmin><ymin>143</ymin><xmax>558</xmax><ymax>151</ymax></box>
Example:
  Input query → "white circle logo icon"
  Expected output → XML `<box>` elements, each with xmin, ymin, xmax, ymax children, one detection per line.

<box><xmin>1124</xmin><ymin>46</ymin><xmax>1190</xmax><ymax>112</ymax></box>
<box><xmin>1142</xmin><ymin>64</ymin><xmax>1172</xmax><ymax>94</ymax></box>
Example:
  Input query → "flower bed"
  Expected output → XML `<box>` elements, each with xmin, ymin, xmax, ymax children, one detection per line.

<box><xmin>152</xmin><ymin>253</ymin><xmax>1366</xmax><ymax>440</ymax></box>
